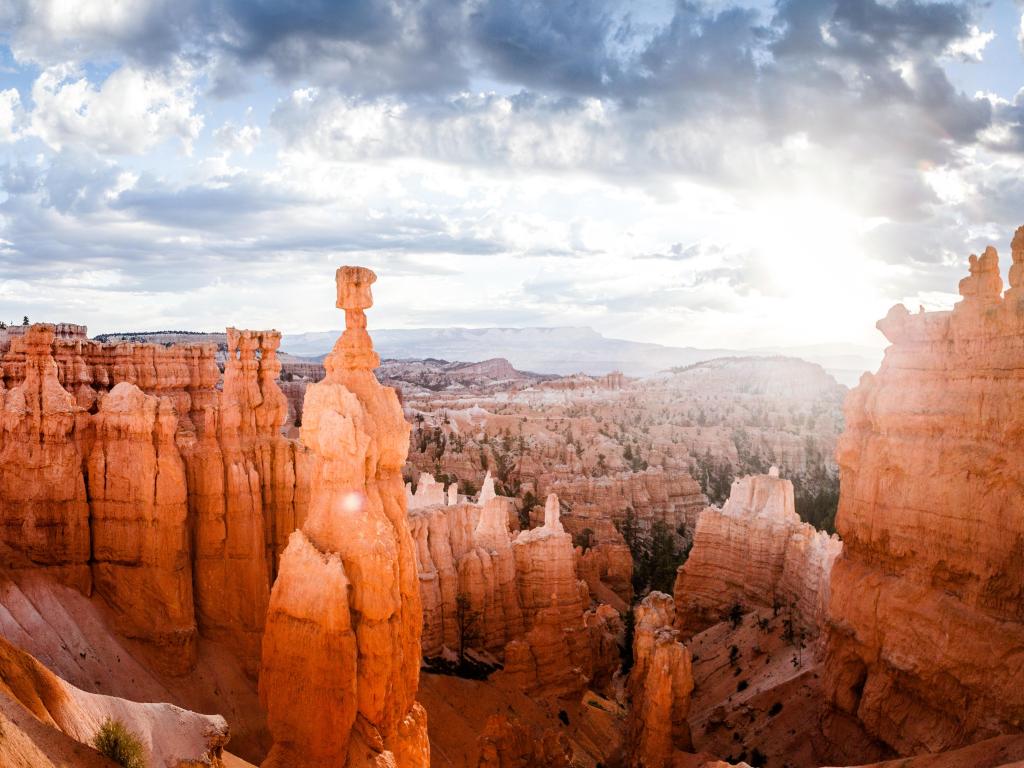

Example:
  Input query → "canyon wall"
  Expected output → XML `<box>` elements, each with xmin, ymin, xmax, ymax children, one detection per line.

<box><xmin>0</xmin><ymin>322</ymin><xmax>308</xmax><ymax>674</ymax></box>
<box><xmin>259</xmin><ymin>266</ymin><xmax>428</xmax><ymax>767</ymax></box>
<box><xmin>674</xmin><ymin>469</ymin><xmax>841</xmax><ymax>638</ymax></box>
<box><xmin>824</xmin><ymin>233</ymin><xmax>1024</xmax><ymax>755</ymax></box>
<box><xmin>410</xmin><ymin>485</ymin><xmax>619</xmax><ymax>697</ymax></box>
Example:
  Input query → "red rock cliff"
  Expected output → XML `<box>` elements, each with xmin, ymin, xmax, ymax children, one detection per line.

<box><xmin>824</xmin><ymin>230</ymin><xmax>1024</xmax><ymax>754</ymax></box>
<box><xmin>0</xmin><ymin>323</ymin><xmax>307</xmax><ymax>676</ymax></box>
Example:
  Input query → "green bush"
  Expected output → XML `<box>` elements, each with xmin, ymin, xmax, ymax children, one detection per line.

<box><xmin>92</xmin><ymin>718</ymin><xmax>147</xmax><ymax>768</ymax></box>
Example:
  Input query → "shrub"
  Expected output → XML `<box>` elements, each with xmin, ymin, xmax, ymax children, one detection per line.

<box><xmin>92</xmin><ymin>718</ymin><xmax>147</xmax><ymax>768</ymax></box>
<box><xmin>728</xmin><ymin>645</ymin><xmax>740</xmax><ymax>665</ymax></box>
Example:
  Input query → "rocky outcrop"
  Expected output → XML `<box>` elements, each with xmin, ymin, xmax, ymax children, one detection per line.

<box><xmin>0</xmin><ymin>323</ymin><xmax>308</xmax><ymax>676</ymax></box>
<box><xmin>411</xmin><ymin>488</ymin><xmax>618</xmax><ymax>697</ymax></box>
<box><xmin>674</xmin><ymin>469</ymin><xmax>841</xmax><ymax>638</ymax></box>
<box><xmin>824</xmin><ymin>231</ymin><xmax>1024</xmax><ymax>755</ymax></box>
<box><xmin>0</xmin><ymin>324</ymin><xmax>91</xmax><ymax>592</ymax></box>
<box><xmin>475</xmin><ymin>714</ymin><xmax>574</xmax><ymax>768</ymax></box>
<box><xmin>504</xmin><ymin>494</ymin><xmax>597</xmax><ymax>695</ymax></box>
<box><xmin>0</xmin><ymin>633</ymin><xmax>228</xmax><ymax>768</ymax></box>
<box><xmin>259</xmin><ymin>266</ymin><xmax>428</xmax><ymax>767</ymax></box>
<box><xmin>537</xmin><ymin>468</ymin><xmax>707</xmax><ymax>543</ymax></box>
<box><xmin>189</xmin><ymin>327</ymin><xmax>309</xmax><ymax>673</ymax></box>
<box><xmin>410</xmin><ymin>495</ymin><xmax>525</xmax><ymax>659</ymax></box>
<box><xmin>627</xmin><ymin>592</ymin><xmax>693</xmax><ymax>768</ymax></box>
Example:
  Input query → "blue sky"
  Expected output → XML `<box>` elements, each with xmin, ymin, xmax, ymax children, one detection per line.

<box><xmin>0</xmin><ymin>0</ymin><xmax>1022</xmax><ymax>351</ymax></box>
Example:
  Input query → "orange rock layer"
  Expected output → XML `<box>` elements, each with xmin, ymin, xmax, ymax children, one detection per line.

<box><xmin>674</xmin><ymin>470</ymin><xmax>841</xmax><ymax>638</ymax></box>
<box><xmin>411</xmin><ymin>489</ymin><xmax>619</xmax><ymax>697</ymax></box>
<box><xmin>824</xmin><ymin>230</ymin><xmax>1024</xmax><ymax>755</ymax></box>
<box><xmin>0</xmin><ymin>324</ymin><xmax>307</xmax><ymax>675</ymax></box>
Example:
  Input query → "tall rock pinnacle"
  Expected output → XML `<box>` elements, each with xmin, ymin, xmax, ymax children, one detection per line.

<box><xmin>259</xmin><ymin>266</ymin><xmax>428</xmax><ymax>768</ymax></box>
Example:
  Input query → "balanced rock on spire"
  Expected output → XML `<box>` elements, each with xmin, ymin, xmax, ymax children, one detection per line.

<box><xmin>259</xmin><ymin>266</ymin><xmax>428</xmax><ymax>768</ymax></box>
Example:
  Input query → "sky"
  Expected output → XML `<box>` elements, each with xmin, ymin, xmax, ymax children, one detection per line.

<box><xmin>0</xmin><ymin>0</ymin><xmax>1023</xmax><ymax>352</ymax></box>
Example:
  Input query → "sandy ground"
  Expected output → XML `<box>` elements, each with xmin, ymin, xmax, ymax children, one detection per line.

<box><xmin>0</xmin><ymin>571</ymin><xmax>267</xmax><ymax>762</ymax></box>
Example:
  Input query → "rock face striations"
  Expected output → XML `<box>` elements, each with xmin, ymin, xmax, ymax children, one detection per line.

<box><xmin>0</xmin><ymin>322</ymin><xmax>307</xmax><ymax>675</ymax></box>
<box><xmin>674</xmin><ymin>469</ymin><xmax>841</xmax><ymax>638</ymax></box>
<box><xmin>410</xmin><ymin>484</ymin><xmax>618</xmax><ymax>697</ymax></box>
<box><xmin>505</xmin><ymin>493</ymin><xmax>597</xmax><ymax>695</ymax></box>
<box><xmin>824</xmin><ymin>231</ymin><xmax>1024</xmax><ymax>755</ymax></box>
<box><xmin>259</xmin><ymin>267</ymin><xmax>428</xmax><ymax>768</ymax></box>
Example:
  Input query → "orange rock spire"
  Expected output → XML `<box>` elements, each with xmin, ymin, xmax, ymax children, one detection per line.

<box><xmin>259</xmin><ymin>266</ymin><xmax>428</xmax><ymax>767</ymax></box>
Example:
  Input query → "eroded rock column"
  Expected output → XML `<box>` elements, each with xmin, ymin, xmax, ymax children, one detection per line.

<box><xmin>260</xmin><ymin>267</ymin><xmax>428</xmax><ymax>767</ymax></box>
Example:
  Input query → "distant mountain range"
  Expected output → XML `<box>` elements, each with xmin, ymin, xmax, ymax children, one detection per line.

<box><xmin>281</xmin><ymin>326</ymin><xmax>883</xmax><ymax>386</ymax></box>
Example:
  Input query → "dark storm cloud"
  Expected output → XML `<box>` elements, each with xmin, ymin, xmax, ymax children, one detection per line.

<box><xmin>2</xmin><ymin>0</ymin><xmax>469</xmax><ymax>96</ymax></box>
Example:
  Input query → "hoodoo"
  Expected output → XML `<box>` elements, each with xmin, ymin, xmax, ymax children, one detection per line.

<box><xmin>675</xmin><ymin>469</ymin><xmax>841</xmax><ymax>638</ymax></box>
<box><xmin>259</xmin><ymin>267</ymin><xmax>429</xmax><ymax>767</ymax></box>
<box><xmin>824</xmin><ymin>229</ymin><xmax>1024</xmax><ymax>755</ymax></box>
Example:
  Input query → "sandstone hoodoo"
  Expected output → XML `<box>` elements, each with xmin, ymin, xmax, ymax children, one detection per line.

<box><xmin>675</xmin><ymin>468</ymin><xmax>842</xmax><ymax>638</ymax></box>
<box><xmin>409</xmin><ymin>477</ymin><xmax>619</xmax><ymax>699</ymax></box>
<box><xmin>0</xmin><ymin>319</ymin><xmax>307</xmax><ymax>676</ymax></box>
<box><xmin>824</xmin><ymin>230</ymin><xmax>1024</xmax><ymax>756</ymax></box>
<box><xmin>628</xmin><ymin>591</ymin><xmax>694</xmax><ymax>768</ymax></box>
<box><xmin>259</xmin><ymin>266</ymin><xmax>429</xmax><ymax>767</ymax></box>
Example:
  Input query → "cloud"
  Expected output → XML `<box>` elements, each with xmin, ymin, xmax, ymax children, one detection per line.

<box><xmin>213</xmin><ymin>114</ymin><xmax>261</xmax><ymax>155</ymax></box>
<box><xmin>0</xmin><ymin>0</ymin><xmax>1020</xmax><ymax>351</ymax></box>
<box><xmin>468</xmin><ymin>0</ymin><xmax>626</xmax><ymax>94</ymax></box>
<box><xmin>945</xmin><ymin>24</ymin><xmax>995</xmax><ymax>61</ymax></box>
<box><xmin>0</xmin><ymin>88</ymin><xmax>25</xmax><ymax>142</ymax></box>
<box><xmin>2</xmin><ymin>0</ymin><xmax>469</xmax><ymax>97</ymax></box>
<box><xmin>28</xmin><ymin>64</ymin><xmax>203</xmax><ymax>154</ymax></box>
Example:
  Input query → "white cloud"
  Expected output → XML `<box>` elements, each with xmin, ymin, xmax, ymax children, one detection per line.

<box><xmin>945</xmin><ymin>25</ymin><xmax>996</xmax><ymax>62</ymax></box>
<box><xmin>213</xmin><ymin>117</ymin><xmax>262</xmax><ymax>157</ymax></box>
<box><xmin>5</xmin><ymin>0</ymin><xmax>179</xmax><ymax>66</ymax></box>
<box><xmin>28</xmin><ymin>64</ymin><xmax>203</xmax><ymax>155</ymax></box>
<box><xmin>0</xmin><ymin>89</ymin><xmax>26</xmax><ymax>142</ymax></box>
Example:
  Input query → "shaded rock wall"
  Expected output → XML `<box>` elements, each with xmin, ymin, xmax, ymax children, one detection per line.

<box><xmin>411</xmin><ymin>490</ymin><xmax>618</xmax><ymax>697</ymax></box>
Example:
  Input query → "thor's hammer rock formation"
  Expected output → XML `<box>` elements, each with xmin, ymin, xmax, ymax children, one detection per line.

<box><xmin>259</xmin><ymin>267</ymin><xmax>429</xmax><ymax>767</ymax></box>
